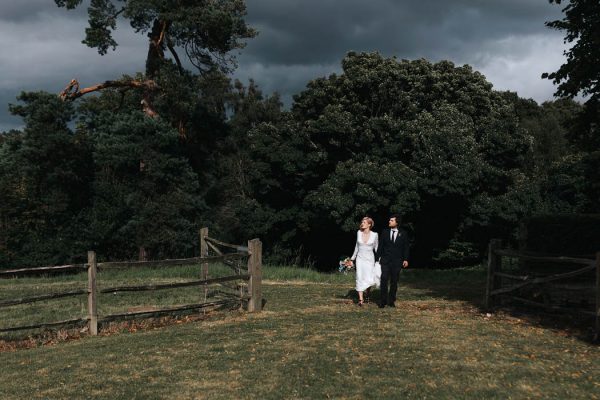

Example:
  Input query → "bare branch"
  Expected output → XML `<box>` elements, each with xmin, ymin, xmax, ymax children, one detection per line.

<box><xmin>156</xmin><ymin>20</ymin><xmax>169</xmax><ymax>51</ymax></box>
<box><xmin>59</xmin><ymin>79</ymin><xmax>158</xmax><ymax>101</ymax></box>
<box><xmin>167</xmin><ymin>39</ymin><xmax>184</xmax><ymax>74</ymax></box>
<box><xmin>141</xmin><ymin>96</ymin><xmax>159</xmax><ymax>119</ymax></box>
<box><xmin>59</xmin><ymin>78</ymin><xmax>160</xmax><ymax>118</ymax></box>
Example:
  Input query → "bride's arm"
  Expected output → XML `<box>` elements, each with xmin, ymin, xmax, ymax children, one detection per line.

<box><xmin>376</xmin><ymin>231</ymin><xmax>384</xmax><ymax>261</ymax></box>
<box><xmin>350</xmin><ymin>232</ymin><xmax>359</xmax><ymax>261</ymax></box>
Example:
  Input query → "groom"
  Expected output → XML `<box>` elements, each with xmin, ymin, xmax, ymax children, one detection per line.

<box><xmin>377</xmin><ymin>214</ymin><xmax>409</xmax><ymax>308</ymax></box>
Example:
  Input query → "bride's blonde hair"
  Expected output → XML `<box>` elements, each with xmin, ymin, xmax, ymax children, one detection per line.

<box><xmin>360</xmin><ymin>217</ymin><xmax>374</xmax><ymax>230</ymax></box>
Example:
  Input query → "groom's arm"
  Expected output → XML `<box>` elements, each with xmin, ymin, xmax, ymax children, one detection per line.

<box><xmin>376</xmin><ymin>230</ymin><xmax>386</xmax><ymax>261</ymax></box>
<box><xmin>402</xmin><ymin>230</ymin><xmax>410</xmax><ymax>267</ymax></box>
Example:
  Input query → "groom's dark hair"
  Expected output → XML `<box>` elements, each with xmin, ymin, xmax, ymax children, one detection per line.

<box><xmin>390</xmin><ymin>213</ymin><xmax>402</xmax><ymax>224</ymax></box>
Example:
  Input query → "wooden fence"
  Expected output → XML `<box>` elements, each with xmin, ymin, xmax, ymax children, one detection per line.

<box><xmin>485</xmin><ymin>239</ymin><xmax>600</xmax><ymax>340</ymax></box>
<box><xmin>0</xmin><ymin>228</ymin><xmax>262</xmax><ymax>336</ymax></box>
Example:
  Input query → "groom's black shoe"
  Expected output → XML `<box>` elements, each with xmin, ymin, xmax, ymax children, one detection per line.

<box><xmin>388</xmin><ymin>302</ymin><xmax>396</xmax><ymax>308</ymax></box>
<box><xmin>377</xmin><ymin>302</ymin><xmax>386</xmax><ymax>308</ymax></box>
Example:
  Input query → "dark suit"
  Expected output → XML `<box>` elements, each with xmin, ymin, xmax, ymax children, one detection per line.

<box><xmin>377</xmin><ymin>228</ymin><xmax>409</xmax><ymax>306</ymax></box>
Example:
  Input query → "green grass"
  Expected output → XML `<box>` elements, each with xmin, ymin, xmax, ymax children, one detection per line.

<box><xmin>0</xmin><ymin>263</ymin><xmax>244</xmax><ymax>336</ymax></box>
<box><xmin>1</xmin><ymin>264</ymin><xmax>599</xmax><ymax>399</ymax></box>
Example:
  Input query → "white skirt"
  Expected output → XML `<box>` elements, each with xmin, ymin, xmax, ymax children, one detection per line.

<box><xmin>355</xmin><ymin>258</ymin><xmax>381</xmax><ymax>291</ymax></box>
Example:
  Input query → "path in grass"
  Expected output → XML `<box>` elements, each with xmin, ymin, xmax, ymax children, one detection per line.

<box><xmin>1</xmin><ymin>269</ymin><xmax>599</xmax><ymax>399</ymax></box>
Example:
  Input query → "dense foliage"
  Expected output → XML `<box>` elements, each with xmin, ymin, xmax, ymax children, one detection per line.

<box><xmin>0</xmin><ymin>50</ymin><xmax>593</xmax><ymax>268</ymax></box>
<box><xmin>543</xmin><ymin>0</ymin><xmax>600</xmax><ymax>214</ymax></box>
<box><xmin>232</xmin><ymin>53</ymin><xmax>570</xmax><ymax>266</ymax></box>
<box><xmin>0</xmin><ymin>2</ymin><xmax>597</xmax><ymax>269</ymax></box>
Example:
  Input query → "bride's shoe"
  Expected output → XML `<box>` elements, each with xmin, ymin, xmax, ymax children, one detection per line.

<box><xmin>358</xmin><ymin>300</ymin><xmax>364</xmax><ymax>307</ymax></box>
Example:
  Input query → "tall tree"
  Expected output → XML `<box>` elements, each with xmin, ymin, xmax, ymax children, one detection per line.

<box><xmin>55</xmin><ymin>0</ymin><xmax>256</xmax><ymax>128</ymax></box>
<box><xmin>543</xmin><ymin>0</ymin><xmax>600</xmax><ymax>101</ymax></box>
<box><xmin>0</xmin><ymin>92</ymin><xmax>93</xmax><ymax>267</ymax></box>
<box><xmin>543</xmin><ymin>0</ymin><xmax>600</xmax><ymax>148</ymax></box>
<box><xmin>84</xmin><ymin>111</ymin><xmax>204</xmax><ymax>260</ymax></box>
<box><xmin>202</xmin><ymin>79</ymin><xmax>283</xmax><ymax>241</ymax></box>
<box><xmin>52</xmin><ymin>1</ymin><xmax>255</xmax><ymax>260</ymax></box>
<box><xmin>241</xmin><ymin>52</ymin><xmax>535</xmax><ymax>267</ymax></box>
<box><xmin>544</xmin><ymin>0</ymin><xmax>600</xmax><ymax>210</ymax></box>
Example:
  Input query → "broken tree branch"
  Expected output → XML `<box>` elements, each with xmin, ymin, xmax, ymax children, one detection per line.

<box><xmin>59</xmin><ymin>79</ymin><xmax>158</xmax><ymax>101</ymax></box>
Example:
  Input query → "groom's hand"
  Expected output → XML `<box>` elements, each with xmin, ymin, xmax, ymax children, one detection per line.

<box><xmin>402</xmin><ymin>261</ymin><xmax>409</xmax><ymax>268</ymax></box>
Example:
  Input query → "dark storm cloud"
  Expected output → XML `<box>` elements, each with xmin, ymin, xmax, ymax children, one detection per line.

<box><xmin>0</xmin><ymin>0</ymin><xmax>568</xmax><ymax>131</ymax></box>
<box><xmin>0</xmin><ymin>0</ymin><xmax>89</xmax><ymax>22</ymax></box>
<box><xmin>0</xmin><ymin>1</ymin><xmax>146</xmax><ymax>131</ymax></box>
<box><xmin>0</xmin><ymin>0</ymin><xmax>56</xmax><ymax>22</ymax></box>
<box><xmin>240</xmin><ymin>0</ymin><xmax>563</xmax><ymax>64</ymax></box>
<box><xmin>233</xmin><ymin>0</ymin><xmax>566</xmax><ymax>105</ymax></box>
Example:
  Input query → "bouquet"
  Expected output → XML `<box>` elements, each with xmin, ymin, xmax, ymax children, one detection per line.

<box><xmin>338</xmin><ymin>257</ymin><xmax>354</xmax><ymax>274</ymax></box>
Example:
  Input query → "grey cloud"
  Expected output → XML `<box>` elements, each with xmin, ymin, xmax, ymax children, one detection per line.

<box><xmin>233</xmin><ymin>62</ymin><xmax>341</xmax><ymax>107</ymax></box>
<box><xmin>241</xmin><ymin>0</ymin><xmax>563</xmax><ymax>65</ymax></box>
<box><xmin>0</xmin><ymin>3</ymin><xmax>146</xmax><ymax>132</ymax></box>
<box><xmin>234</xmin><ymin>0</ymin><xmax>566</xmax><ymax>104</ymax></box>
<box><xmin>1</xmin><ymin>0</ymin><xmax>569</xmax><ymax>131</ymax></box>
<box><xmin>0</xmin><ymin>0</ymin><xmax>90</xmax><ymax>22</ymax></box>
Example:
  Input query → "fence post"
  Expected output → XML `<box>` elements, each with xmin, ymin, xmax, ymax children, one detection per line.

<box><xmin>138</xmin><ymin>246</ymin><xmax>147</xmax><ymax>262</ymax></box>
<box><xmin>87</xmin><ymin>251</ymin><xmax>98</xmax><ymax>336</ymax></box>
<box><xmin>200</xmin><ymin>228</ymin><xmax>209</xmax><ymax>279</ymax></box>
<box><xmin>485</xmin><ymin>239</ymin><xmax>501</xmax><ymax>310</ymax></box>
<box><xmin>247</xmin><ymin>238</ymin><xmax>262</xmax><ymax>312</ymax></box>
<box><xmin>595</xmin><ymin>252</ymin><xmax>600</xmax><ymax>341</ymax></box>
<box><xmin>200</xmin><ymin>227</ymin><xmax>209</xmax><ymax>305</ymax></box>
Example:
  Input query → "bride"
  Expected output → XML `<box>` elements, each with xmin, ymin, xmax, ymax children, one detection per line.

<box><xmin>349</xmin><ymin>217</ymin><xmax>380</xmax><ymax>306</ymax></box>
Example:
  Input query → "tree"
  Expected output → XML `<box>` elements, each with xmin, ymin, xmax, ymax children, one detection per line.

<box><xmin>544</xmin><ymin>0</ymin><xmax>600</xmax><ymax>148</ymax></box>
<box><xmin>55</xmin><ymin>0</ymin><xmax>256</xmax><ymax>128</ymax></box>
<box><xmin>241</xmin><ymin>52</ymin><xmax>535</xmax><ymax>267</ymax></box>
<box><xmin>500</xmin><ymin>93</ymin><xmax>582</xmax><ymax>172</ymax></box>
<box><xmin>83</xmin><ymin>111</ymin><xmax>204</xmax><ymax>260</ymax></box>
<box><xmin>51</xmin><ymin>1</ymin><xmax>256</xmax><ymax>260</ymax></box>
<box><xmin>543</xmin><ymin>0</ymin><xmax>600</xmax><ymax>101</ymax></box>
<box><xmin>0</xmin><ymin>92</ymin><xmax>93</xmax><ymax>267</ymax></box>
<box><xmin>544</xmin><ymin>0</ymin><xmax>600</xmax><ymax>210</ymax></box>
<box><xmin>201</xmin><ymin>79</ymin><xmax>283</xmax><ymax>240</ymax></box>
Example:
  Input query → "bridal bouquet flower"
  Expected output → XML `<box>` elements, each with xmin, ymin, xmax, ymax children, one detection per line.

<box><xmin>338</xmin><ymin>257</ymin><xmax>354</xmax><ymax>274</ymax></box>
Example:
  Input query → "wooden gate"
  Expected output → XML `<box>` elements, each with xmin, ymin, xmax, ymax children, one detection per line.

<box><xmin>485</xmin><ymin>239</ymin><xmax>599</xmax><ymax>340</ymax></box>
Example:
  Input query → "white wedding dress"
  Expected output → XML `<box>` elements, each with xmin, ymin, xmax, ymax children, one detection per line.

<box><xmin>351</xmin><ymin>230</ymin><xmax>380</xmax><ymax>291</ymax></box>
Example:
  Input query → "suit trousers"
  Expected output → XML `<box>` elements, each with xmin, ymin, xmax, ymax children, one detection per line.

<box><xmin>380</xmin><ymin>262</ymin><xmax>401</xmax><ymax>304</ymax></box>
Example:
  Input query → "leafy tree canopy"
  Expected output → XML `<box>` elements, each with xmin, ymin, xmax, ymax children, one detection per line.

<box><xmin>55</xmin><ymin>0</ymin><xmax>256</xmax><ymax>73</ymax></box>
<box><xmin>0</xmin><ymin>92</ymin><xmax>93</xmax><ymax>266</ymax></box>
<box><xmin>55</xmin><ymin>0</ymin><xmax>256</xmax><ymax>127</ymax></box>
<box><xmin>240</xmin><ymin>52</ymin><xmax>535</xmax><ymax>266</ymax></box>
<box><xmin>543</xmin><ymin>0</ymin><xmax>600</xmax><ymax>101</ymax></box>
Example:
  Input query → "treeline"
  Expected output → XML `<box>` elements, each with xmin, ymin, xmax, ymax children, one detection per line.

<box><xmin>1</xmin><ymin>52</ymin><xmax>597</xmax><ymax>269</ymax></box>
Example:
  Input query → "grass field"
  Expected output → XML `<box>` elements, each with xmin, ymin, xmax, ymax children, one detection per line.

<box><xmin>1</xmin><ymin>265</ymin><xmax>599</xmax><ymax>399</ymax></box>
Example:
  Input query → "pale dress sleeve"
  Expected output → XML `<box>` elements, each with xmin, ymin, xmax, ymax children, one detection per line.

<box><xmin>350</xmin><ymin>231</ymin><xmax>359</xmax><ymax>261</ymax></box>
<box><xmin>373</xmin><ymin>232</ymin><xmax>379</xmax><ymax>253</ymax></box>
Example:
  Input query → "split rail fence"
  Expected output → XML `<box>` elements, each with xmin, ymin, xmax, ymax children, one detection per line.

<box><xmin>0</xmin><ymin>228</ymin><xmax>262</xmax><ymax>336</ymax></box>
<box><xmin>485</xmin><ymin>239</ymin><xmax>600</xmax><ymax>340</ymax></box>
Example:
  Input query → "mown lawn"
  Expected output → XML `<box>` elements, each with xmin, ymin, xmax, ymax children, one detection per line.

<box><xmin>1</xmin><ymin>265</ymin><xmax>599</xmax><ymax>399</ymax></box>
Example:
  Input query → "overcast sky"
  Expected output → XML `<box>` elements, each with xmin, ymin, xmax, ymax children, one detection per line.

<box><xmin>0</xmin><ymin>0</ymin><xmax>568</xmax><ymax>132</ymax></box>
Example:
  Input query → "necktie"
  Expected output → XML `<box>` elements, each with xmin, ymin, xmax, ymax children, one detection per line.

<box><xmin>391</xmin><ymin>230</ymin><xmax>396</xmax><ymax>242</ymax></box>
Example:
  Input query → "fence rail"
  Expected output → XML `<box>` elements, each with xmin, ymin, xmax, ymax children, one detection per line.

<box><xmin>0</xmin><ymin>228</ymin><xmax>262</xmax><ymax>336</ymax></box>
<box><xmin>0</xmin><ymin>263</ymin><xmax>87</xmax><ymax>278</ymax></box>
<box><xmin>485</xmin><ymin>239</ymin><xmax>600</xmax><ymax>340</ymax></box>
<box><xmin>99</xmin><ymin>274</ymin><xmax>251</xmax><ymax>294</ymax></box>
<box><xmin>0</xmin><ymin>318</ymin><xmax>88</xmax><ymax>334</ymax></box>
<box><xmin>0</xmin><ymin>289</ymin><xmax>88</xmax><ymax>308</ymax></box>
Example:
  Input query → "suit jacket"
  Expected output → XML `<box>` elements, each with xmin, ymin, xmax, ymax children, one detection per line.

<box><xmin>377</xmin><ymin>228</ymin><xmax>409</xmax><ymax>267</ymax></box>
